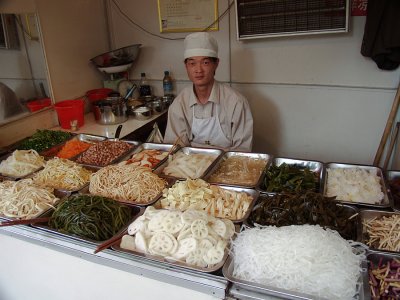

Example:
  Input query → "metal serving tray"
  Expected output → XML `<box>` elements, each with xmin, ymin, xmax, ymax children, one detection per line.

<box><xmin>28</xmin><ymin>163</ymin><xmax>99</xmax><ymax>193</ymax></box>
<box><xmin>0</xmin><ymin>189</ymin><xmax>70</xmax><ymax>221</ymax></box>
<box><xmin>0</xmin><ymin>151</ymin><xmax>44</xmax><ymax>180</ymax></box>
<box><xmin>223</xmin><ymin>254</ymin><xmax>368</xmax><ymax>300</ymax></box>
<box><xmin>39</xmin><ymin>133</ymin><xmax>107</xmax><ymax>158</ymax></box>
<box><xmin>203</xmin><ymin>151</ymin><xmax>271</xmax><ymax>188</ymax></box>
<box><xmin>111</xmin><ymin>209</ymin><xmax>230</xmax><ymax>273</ymax></box>
<box><xmin>73</xmin><ymin>139</ymin><xmax>140</xmax><ymax>167</ymax></box>
<box><xmin>155</xmin><ymin>183</ymin><xmax>258</xmax><ymax>223</ymax></box>
<box><xmin>366</xmin><ymin>251</ymin><xmax>400</xmax><ymax>300</ymax></box>
<box><xmin>244</xmin><ymin>193</ymin><xmax>360</xmax><ymax>241</ymax></box>
<box><xmin>323</xmin><ymin>163</ymin><xmax>391</xmax><ymax>208</ymax></box>
<box><xmin>32</xmin><ymin>196</ymin><xmax>143</xmax><ymax>245</ymax></box>
<box><xmin>118</xmin><ymin>142</ymin><xmax>176</xmax><ymax>170</ymax></box>
<box><xmin>154</xmin><ymin>147</ymin><xmax>223</xmax><ymax>180</ymax></box>
<box><xmin>359</xmin><ymin>209</ymin><xmax>400</xmax><ymax>254</ymax></box>
<box><xmin>81</xmin><ymin>177</ymin><xmax>175</xmax><ymax>207</ymax></box>
<box><xmin>257</xmin><ymin>157</ymin><xmax>324</xmax><ymax>193</ymax></box>
<box><xmin>386</xmin><ymin>170</ymin><xmax>400</xmax><ymax>211</ymax></box>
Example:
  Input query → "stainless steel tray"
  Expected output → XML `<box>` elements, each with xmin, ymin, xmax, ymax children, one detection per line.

<box><xmin>0</xmin><ymin>189</ymin><xmax>70</xmax><ymax>221</ymax></box>
<box><xmin>203</xmin><ymin>151</ymin><xmax>271</xmax><ymax>188</ymax></box>
<box><xmin>366</xmin><ymin>251</ymin><xmax>400</xmax><ymax>300</ymax></box>
<box><xmin>386</xmin><ymin>170</ymin><xmax>400</xmax><ymax>211</ymax></box>
<box><xmin>74</xmin><ymin>139</ymin><xmax>140</xmax><ymax>167</ymax></box>
<box><xmin>257</xmin><ymin>157</ymin><xmax>324</xmax><ymax>193</ymax></box>
<box><xmin>111</xmin><ymin>209</ymin><xmax>230</xmax><ymax>273</ymax></box>
<box><xmin>324</xmin><ymin>163</ymin><xmax>391</xmax><ymax>208</ymax></box>
<box><xmin>359</xmin><ymin>209</ymin><xmax>400</xmax><ymax>254</ymax></box>
<box><xmin>222</xmin><ymin>254</ymin><xmax>368</xmax><ymax>300</ymax></box>
<box><xmin>155</xmin><ymin>183</ymin><xmax>258</xmax><ymax>223</ymax></box>
<box><xmin>32</xmin><ymin>196</ymin><xmax>143</xmax><ymax>245</ymax></box>
<box><xmin>40</xmin><ymin>133</ymin><xmax>107</xmax><ymax>158</ymax></box>
<box><xmin>154</xmin><ymin>146</ymin><xmax>223</xmax><ymax>180</ymax></box>
<box><xmin>244</xmin><ymin>193</ymin><xmax>361</xmax><ymax>241</ymax></box>
<box><xmin>118</xmin><ymin>142</ymin><xmax>176</xmax><ymax>170</ymax></box>
<box><xmin>81</xmin><ymin>176</ymin><xmax>175</xmax><ymax>207</ymax></box>
<box><xmin>0</xmin><ymin>151</ymin><xmax>44</xmax><ymax>180</ymax></box>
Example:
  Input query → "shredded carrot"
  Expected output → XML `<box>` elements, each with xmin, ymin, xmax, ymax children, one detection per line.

<box><xmin>56</xmin><ymin>139</ymin><xmax>91</xmax><ymax>159</ymax></box>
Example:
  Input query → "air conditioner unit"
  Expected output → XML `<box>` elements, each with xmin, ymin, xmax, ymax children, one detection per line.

<box><xmin>235</xmin><ymin>0</ymin><xmax>350</xmax><ymax>40</ymax></box>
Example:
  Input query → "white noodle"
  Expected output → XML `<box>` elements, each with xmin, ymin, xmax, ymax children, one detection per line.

<box><xmin>89</xmin><ymin>164</ymin><xmax>167</xmax><ymax>204</ymax></box>
<box><xmin>0</xmin><ymin>150</ymin><xmax>45</xmax><ymax>177</ymax></box>
<box><xmin>33</xmin><ymin>157</ymin><xmax>92</xmax><ymax>190</ymax></box>
<box><xmin>232</xmin><ymin>225</ymin><xmax>362</xmax><ymax>300</ymax></box>
<box><xmin>0</xmin><ymin>179</ymin><xmax>59</xmax><ymax>219</ymax></box>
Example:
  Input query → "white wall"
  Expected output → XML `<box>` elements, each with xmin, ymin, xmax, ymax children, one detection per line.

<box><xmin>109</xmin><ymin>0</ymin><xmax>400</xmax><ymax>167</ymax></box>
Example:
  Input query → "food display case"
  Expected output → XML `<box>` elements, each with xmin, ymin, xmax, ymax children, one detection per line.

<box><xmin>1</xmin><ymin>133</ymin><xmax>398</xmax><ymax>300</ymax></box>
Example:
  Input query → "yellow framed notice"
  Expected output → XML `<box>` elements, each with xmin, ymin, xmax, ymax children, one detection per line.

<box><xmin>157</xmin><ymin>0</ymin><xmax>218</xmax><ymax>33</ymax></box>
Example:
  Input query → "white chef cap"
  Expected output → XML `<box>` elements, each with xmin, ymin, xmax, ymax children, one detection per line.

<box><xmin>184</xmin><ymin>32</ymin><xmax>218</xmax><ymax>59</ymax></box>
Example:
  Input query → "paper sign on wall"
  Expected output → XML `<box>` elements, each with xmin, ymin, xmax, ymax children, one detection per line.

<box><xmin>157</xmin><ymin>0</ymin><xmax>218</xmax><ymax>33</ymax></box>
<box><xmin>351</xmin><ymin>0</ymin><xmax>368</xmax><ymax>16</ymax></box>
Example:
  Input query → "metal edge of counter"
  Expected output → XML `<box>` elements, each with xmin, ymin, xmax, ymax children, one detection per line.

<box><xmin>0</xmin><ymin>224</ymin><xmax>228</xmax><ymax>299</ymax></box>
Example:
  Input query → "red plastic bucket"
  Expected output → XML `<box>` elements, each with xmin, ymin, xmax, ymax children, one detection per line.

<box><xmin>54</xmin><ymin>99</ymin><xmax>85</xmax><ymax>129</ymax></box>
<box><xmin>86</xmin><ymin>88</ymin><xmax>113</xmax><ymax>103</ymax></box>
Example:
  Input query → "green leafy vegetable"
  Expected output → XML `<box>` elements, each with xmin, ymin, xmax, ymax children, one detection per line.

<box><xmin>262</xmin><ymin>163</ymin><xmax>318</xmax><ymax>192</ymax></box>
<box><xmin>248</xmin><ymin>192</ymin><xmax>357</xmax><ymax>240</ymax></box>
<box><xmin>17</xmin><ymin>130</ymin><xmax>72</xmax><ymax>152</ymax></box>
<box><xmin>49</xmin><ymin>194</ymin><xmax>132</xmax><ymax>241</ymax></box>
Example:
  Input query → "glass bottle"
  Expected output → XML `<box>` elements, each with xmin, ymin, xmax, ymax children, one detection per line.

<box><xmin>139</xmin><ymin>72</ymin><xmax>151</xmax><ymax>97</ymax></box>
<box><xmin>162</xmin><ymin>71</ymin><xmax>173</xmax><ymax>96</ymax></box>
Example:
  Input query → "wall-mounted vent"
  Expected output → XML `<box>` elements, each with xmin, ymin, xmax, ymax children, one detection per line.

<box><xmin>235</xmin><ymin>0</ymin><xmax>350</xmax><ymax>40</ymax></box>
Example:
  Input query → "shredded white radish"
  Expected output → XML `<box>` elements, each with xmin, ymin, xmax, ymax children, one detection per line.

<box><xmin>231</xmin><ymin>225</ymin><xmax>362</xmax><ymax>300</ymax></box>
<box><xmin>0</xmin><ymin>150</ymin><xmax>45</xmax><ymax>177</ymax></box>
<box><xmin>326</xmin><ymin>167</ymin><xmax>383</xmax><ymax>204</ymax></box>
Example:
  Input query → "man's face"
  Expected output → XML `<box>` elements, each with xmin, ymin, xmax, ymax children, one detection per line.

<box><xmin>185</xmin><ymin>56</ymin><xmax>219</xmax><ymax>87</ymax></box>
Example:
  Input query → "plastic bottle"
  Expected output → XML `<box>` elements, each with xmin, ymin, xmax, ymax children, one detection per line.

<box><xmin>162</xmin><ymin>71</ymin><xmax>173</xmax><ymax>96</ymax></box>
<box><xmin>139</xmin><ymin>72</ymin><xmax>151</xmax><ymax>97</ymax></box>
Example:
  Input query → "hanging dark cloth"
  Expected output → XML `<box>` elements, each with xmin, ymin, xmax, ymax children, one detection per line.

<box><xmin>361</xmin><ymin>0</ymin><xmax>400</xmax><ymax>70</ymax></box>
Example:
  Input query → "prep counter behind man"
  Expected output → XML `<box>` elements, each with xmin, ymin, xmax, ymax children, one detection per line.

<box><xmin>164</xmin><ymin>32</ymin><xmax>253</xmax><ymax>152</ymax></box>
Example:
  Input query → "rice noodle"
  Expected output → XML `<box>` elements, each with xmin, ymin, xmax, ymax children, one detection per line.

<box><xmin>231</xmin><ymin>225</ymin><xmax>362</xmax><ymax>300</ymax></box>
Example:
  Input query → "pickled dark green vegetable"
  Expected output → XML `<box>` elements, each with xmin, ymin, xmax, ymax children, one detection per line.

<box><xmin>17</xmin><ymin>130</ymin><xmax>72</xmax><ymax>152</ymax></box>
<box><xmin>248</xmin><ymin>192</ymin><xmax>357</xmax><ymax>240</ymax></box>
<box><xmin>49</xmin><ymin>194</ymin><xmax>132</xmax><ymax>241</ymax></box>
<box><xmin>262</xmin><ymin>163</ymin><xmax>318</xmax><ymax>193</ymax></box>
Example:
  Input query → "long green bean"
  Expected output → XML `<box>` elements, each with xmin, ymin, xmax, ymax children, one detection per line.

<box><xmin>49</xmin><ymin>194</ymin><xmax>132</xmax><ymax>241</ymax></box>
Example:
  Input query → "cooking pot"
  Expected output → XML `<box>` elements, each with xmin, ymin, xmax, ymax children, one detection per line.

<box><xmin>145</xmin><ymin>99</ymin><xmax>166</xmax><ymax>115</ymax></box>
<box><xmin>92</xmin><ymin>96</ymin><xmax>128</xmax><ymax>125</ymax></box>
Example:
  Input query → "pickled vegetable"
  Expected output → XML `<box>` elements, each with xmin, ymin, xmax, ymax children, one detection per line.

<box><xmin>248</xmin><ymin>192</ymin><xmax>357</xmax><ymax>240</ymax></box>
<box><xmin>262</xmin><ymin>163</ymin><xmax>318</xmax><ymax>193</ymax></box>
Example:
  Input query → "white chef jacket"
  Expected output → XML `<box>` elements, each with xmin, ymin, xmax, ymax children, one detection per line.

<box><xmin>164</xmin><ymin>81</ymin><xmax>253</xmax><ymax>152</ymax></box>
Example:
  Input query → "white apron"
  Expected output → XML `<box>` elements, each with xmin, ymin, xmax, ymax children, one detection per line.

<box><xmin>190</xmin><ymin>104</ymin><xmax>231</xmax><ymax>149</ymax></box>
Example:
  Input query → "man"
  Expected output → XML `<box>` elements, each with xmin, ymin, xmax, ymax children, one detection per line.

<box><xmin>0</xmin><ymin>82</ymin><xmax>26</xmax><ymax>122</ymax></box>
<box><xmin>164</xmin><ymin>32</ymin><xmax>253</xmax><ymax>152</ymax></box>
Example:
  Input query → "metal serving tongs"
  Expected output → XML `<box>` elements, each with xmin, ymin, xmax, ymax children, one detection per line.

<box><xmin>166</xmin><ymin>135</ymin><xmax>184</xmax><ymax>163</ymax></box>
